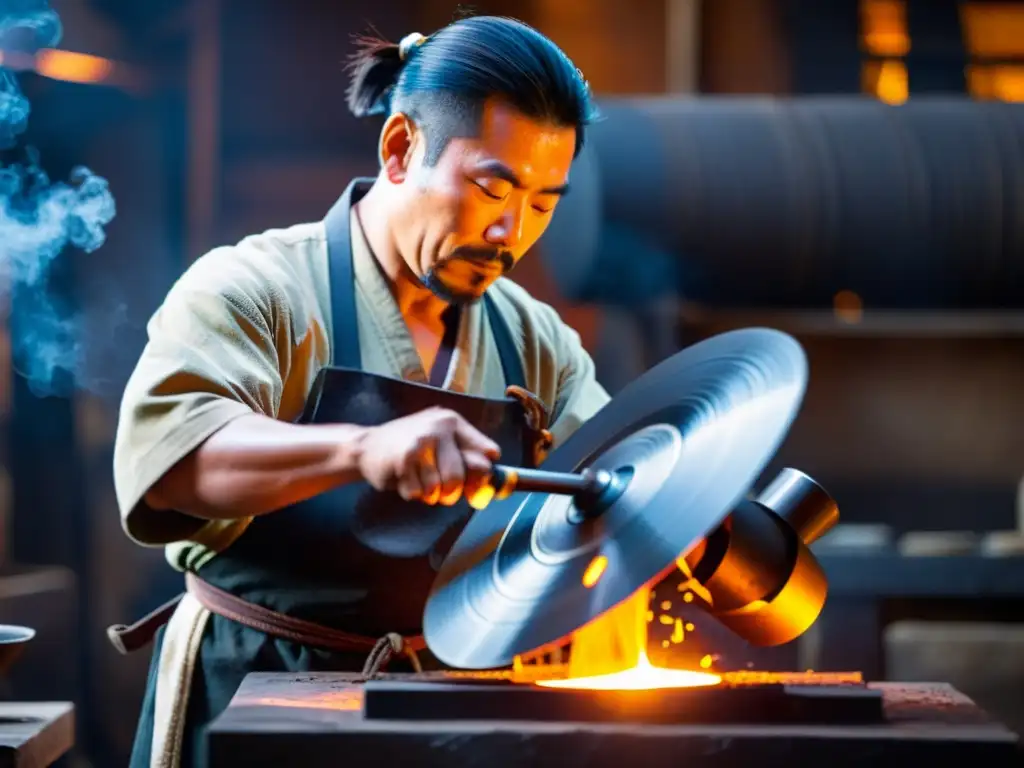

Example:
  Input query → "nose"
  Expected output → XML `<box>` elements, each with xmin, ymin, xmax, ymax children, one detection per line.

<box><xmin>484</xmin><ymin>203</ymin><xmax>525</xmax><ymax>250</ymax></box>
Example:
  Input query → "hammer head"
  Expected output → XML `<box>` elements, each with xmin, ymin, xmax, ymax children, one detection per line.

<box><xmin>680</xmin><ymin>469</ymin><xmax>839</xmax><ymax>647</ymax></box>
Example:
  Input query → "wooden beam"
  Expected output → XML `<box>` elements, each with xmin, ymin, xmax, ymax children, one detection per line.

<box><xmin>666</xmin><ymin>0</ymin><xmax>702</xmax><ymax>93</ymax></box>
<box><xmin>185</xmin><ymin>0</ymin><xmax>222</xmax><ymax>263</ymax></box>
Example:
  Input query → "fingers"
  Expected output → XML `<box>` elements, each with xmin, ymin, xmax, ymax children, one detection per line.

<box><xmin>452</xmin><ymin>417</ymin><xmax>501</xmax><ymax>460</ymax></box>
<box><xmin>416</xmin><ymin>446</ymin><xmax>443</xmax><ymax>506</ymax></box>
<box><xmin>396</xmin><ymin>469</ymin><xmax>424</xmax><ymax>502</ymax></box>
<box><xmin>462</xmin><ymin>449</ymin><xmax>497</xmax><ymax>510</ymax></box>
<box><xmin>466</xmin><ymin>483</ymin><xmax>495</xmax><ymax>511</ymax></box>
<box><xmin>461</xmin><ymin>449</ymin><xmax>493</xmax><ymax>479</ymax></box>
<box><xmin>417</xmin><ymin>460</ymin><xmax>442</xmax><ymax>507</ymax></box>
<box><xmin>401</xmin><ymin>443</ymin><xmax>493</xmax><ymax>508</ymax></box>
<box><xmin>383</xmin><ymin>408</ymin><xmax>503</xmax><ymax>506</ymax></box>
<box><xmin>397</xmin><ymin>437</ymin><xmax>432</xmax><ymax>502</ymax></box>
<box><xmin>435</xmin><ymin>436</ymin><xmax>466</xmax><ymax>506</ymax></box>
<box><xmin>413</xmin><ymin>439</ymin><xmax>487</xmax><ymax>508</ymax></box>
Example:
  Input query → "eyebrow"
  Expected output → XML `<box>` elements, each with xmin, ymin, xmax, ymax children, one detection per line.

<box><xmin>473</xmin><ymin>160</ymin><xmax>571</xmax><ymax>196</ymax></box>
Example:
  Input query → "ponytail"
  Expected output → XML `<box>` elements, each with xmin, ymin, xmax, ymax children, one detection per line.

<box><xmin>344</xmin><ymin>32</ymin><xmax>427</xmax><ymax>118</ymax></box>
<box><xmin>344</xmin><ymin>35</ymin><xmax>403</xmax><ymax>117</ymax></box>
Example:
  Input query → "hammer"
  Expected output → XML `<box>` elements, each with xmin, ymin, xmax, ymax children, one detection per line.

<box><xmin>468</xmin><ymin>464</ymin><xmax>628</xmax><ymax>516</ymax></box>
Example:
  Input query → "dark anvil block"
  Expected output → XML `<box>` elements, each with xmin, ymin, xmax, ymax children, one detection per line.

<box><xmin>207</xmin><ymin>673</ymin><xmax>1022</xmax><ymax>768</ymax></box>
<box><xmin>360</xmin><ymin>678</ymin><xmax>885</xmax><ymax>725</ymax></box>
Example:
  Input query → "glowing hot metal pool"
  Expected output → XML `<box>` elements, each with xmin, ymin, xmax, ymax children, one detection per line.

<box><xmin>534</xmin><ymin>653</ymin><xmax>721</xmax><ymax>691</ymax></box>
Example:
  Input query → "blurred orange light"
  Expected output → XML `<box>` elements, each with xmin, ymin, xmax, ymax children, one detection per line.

<box><xmin>862</xmin><ymin>59</ymin><xmax>908</xmax><ymax>104</ymax></box>
<box><xmin>34</xmin><ymin>48</ymin><xmax>114</xmax><ymax>85</ymax></box>
<box><xmin>861</xmin><ymin>0</ymin><xmax>910</xmax><ymax>57</ymax></box>
<box><xmin>833</xmin><ymin>290</ymin><xmax>864</xmax><ymax>324</ymax></box>
<box><xmin>582</xmin><ymin>555</ymin><xmax>608</xmax><ymax>588</ymax></box>
<box><xmin>961</xmin><ymin>3</ymin><xmax>1024</xmax><ymax>59</ymax></box>
<box><xmin>967</xmin><ymin>64</ymin><xmax>1024</xmax><ymax>102</ymax></box>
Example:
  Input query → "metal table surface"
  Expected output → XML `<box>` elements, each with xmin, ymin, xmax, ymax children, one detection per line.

<box><xmin>207</xmin><ymin>673</ymin><xmax>1021</xmax><ymax>768</ymax></box>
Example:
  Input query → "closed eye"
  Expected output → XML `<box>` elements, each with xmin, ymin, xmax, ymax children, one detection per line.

<box><xmin>532</xmin><ymin>195</ymin><xmax>558</xmax><ymax>214</ymax></box>
<box><xmin>471</xmin><ymin>180</ymin><xmax>506</xmax><ymax>201</ymax></box>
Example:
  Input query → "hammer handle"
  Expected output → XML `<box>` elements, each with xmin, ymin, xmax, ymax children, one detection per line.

<box><xmin>489</xmin><ymin>465</ymin><xmax>595</xmax><ymax>496</ymax></box>
<box><xmin>466</xmin><ymin>465</ymin><xmax>611</xmax><ymax>510</ymax></box>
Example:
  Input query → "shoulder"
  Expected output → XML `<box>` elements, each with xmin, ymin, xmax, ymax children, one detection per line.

<box><xmin>174</xmin><ymin>222</ymin><xmax>326</xmax><ymax>298</ymax></box>
<box><xmin>164</xmin><ymin>222</ymin><xmax>329</xmax><ymax>332</ymax></box>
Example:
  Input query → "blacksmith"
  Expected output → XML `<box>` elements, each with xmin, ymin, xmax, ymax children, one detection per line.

<box><xmin>111</xmin><ymin>15</ymin><xmax>609</xmax><ymax>768</ymax></box>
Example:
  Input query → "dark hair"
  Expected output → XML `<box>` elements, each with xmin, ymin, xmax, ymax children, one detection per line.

<box><xmin>345</xmin><ymin>16</ymin><xmax>597</xmax><ymax>164</ymax></box>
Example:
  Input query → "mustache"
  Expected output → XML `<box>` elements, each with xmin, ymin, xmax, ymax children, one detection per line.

<box><xmin>444</xmin><ymin>246</ymin><xmax>516</xmax><ymax>274</ymax></box>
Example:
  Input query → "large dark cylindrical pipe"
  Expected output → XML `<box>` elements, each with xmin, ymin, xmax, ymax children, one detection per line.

<box><xmin>539</xmin><ymin>98</ymin><xmax>1024</xmax><ymax>309</ymax></box>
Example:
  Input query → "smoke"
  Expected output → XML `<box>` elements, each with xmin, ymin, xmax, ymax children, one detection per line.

<box><xmin>1</xmin><ymin>0</ymin><xmax>116</xmax><ymax>397</ymax></box>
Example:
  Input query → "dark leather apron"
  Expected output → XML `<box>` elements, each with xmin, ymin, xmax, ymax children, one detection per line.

<box><xmin>126</xmin><ymin>179</ymin><xmax>545</xmax><ymax>768</ymax></box>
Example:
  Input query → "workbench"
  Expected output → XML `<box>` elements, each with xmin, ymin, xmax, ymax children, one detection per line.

<box><xmin>0</xmin><ymin>702</ymin><xmax>74</xmax><ymax>767</ymax></box>
<box><xmin>206</xmin><ymin>673</ymin><xmax>1021</xmax><ymax>768</ymax></box>
<box><xmin>812</xmin><ymin>553</ymin><xmax>1024</xmax><ymax>677</ymax></box>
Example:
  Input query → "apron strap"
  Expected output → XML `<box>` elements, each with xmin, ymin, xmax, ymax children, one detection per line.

<box><xmin>324</xmin><ymin>179</ymin><xmax>374</xmax><ymax>369</ymax></box>
<box><xmin>106</xmin><ymin>592</ymin><xmax>185</xmax><ymax>654</ymax></box>
<box><xmin>482</xmin><ymin>294</ymin><xmax>554</xmax><ymax>466</ymax></box>
<box><xmin>483</xmin><ymin>293</ymin><xmax>527</xmax><ymax>390</ymax></box>
<box><xmin>186</xmin><ymin>573</ymin><xmax>426</xmax><ymax>665</ymax></box>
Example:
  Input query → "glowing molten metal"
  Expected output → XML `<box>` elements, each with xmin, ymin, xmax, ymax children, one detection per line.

<box><xmin>526</xmin><ymin>576</ymin><xmax>723</xmax><ymax>691</ymax></box>
<box><xmin>536</xmin><ymin>651</ymin><xmax>720</xmax><ymax>690</ymax></box>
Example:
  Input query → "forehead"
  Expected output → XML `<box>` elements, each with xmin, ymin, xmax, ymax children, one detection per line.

<box><xmin>454</xmin><ymin>98</ymin><xmax>576</xmax><ymax>185</ymax></box>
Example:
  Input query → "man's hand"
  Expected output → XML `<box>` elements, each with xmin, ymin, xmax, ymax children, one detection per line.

<box><xmin>356</xmin><ymin>407</ymin><xmax>501</xmax><ymax>505</ymax></box>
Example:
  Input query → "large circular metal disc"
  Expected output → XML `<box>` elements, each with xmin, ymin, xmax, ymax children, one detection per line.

<box><xmin>424</xmin><ymin>328</ymin><xmax>808</xmax><ymax>669</ymax></box>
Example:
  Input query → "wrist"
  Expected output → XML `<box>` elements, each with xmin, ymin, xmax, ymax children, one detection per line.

<box><xmin>327</xmin><ymin>423</ymin><xmax>374</xmax><ymax>478</ymax></box>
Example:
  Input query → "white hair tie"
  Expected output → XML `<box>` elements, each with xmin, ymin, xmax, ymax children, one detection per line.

<box><xmin>398</xmin><ymin>32</ymin><xmax>427</xmax><ymax>61</ymax></box>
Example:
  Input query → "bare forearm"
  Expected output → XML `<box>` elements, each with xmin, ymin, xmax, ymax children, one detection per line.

<box><xmin>144</xmin><ymin>414</ymin><xmax>369</xmax><ymax>519</ymax></box>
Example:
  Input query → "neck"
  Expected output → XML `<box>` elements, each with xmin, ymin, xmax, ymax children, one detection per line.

<box><xmin>353</xmin><ymin>178</ymin><xmax>449</xmax><ymax>323</ymax></box>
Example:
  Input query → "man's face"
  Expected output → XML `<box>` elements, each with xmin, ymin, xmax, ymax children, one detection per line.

<box><xmin>389</xmin><ymin>99</ymin><xmax>576</xmax><ymax>303</ymax></box>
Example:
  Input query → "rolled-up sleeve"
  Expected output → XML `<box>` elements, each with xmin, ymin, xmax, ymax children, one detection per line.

<box><xmin>113</xmin><ymin>246</ymin><xmax>286</xmax><ymax>546</ymax></box>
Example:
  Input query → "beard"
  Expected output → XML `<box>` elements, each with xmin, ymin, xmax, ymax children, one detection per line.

<box><xmin>421</xmin><ymin>246</ymin><xmax>516</xmax><ymax>305</ymax></box>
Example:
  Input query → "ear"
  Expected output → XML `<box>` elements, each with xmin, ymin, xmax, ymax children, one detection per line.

<box><xmin>378</xmin><ymin>112</ymin><xmax>418</xmax><ymax>184</ymax></box>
